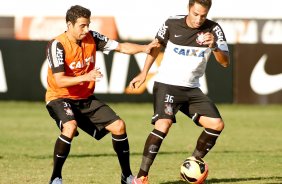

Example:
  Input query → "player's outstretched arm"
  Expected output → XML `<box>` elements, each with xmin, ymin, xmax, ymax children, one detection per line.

<box><xmin>116</xmin><ymin>39</ymin><xmax>159</xmax><ymax>55</ymax></box>
<box><xmin>129</xmin><ymin>45</ymin><xmax>161</xmax><ymax>89</ymax></box>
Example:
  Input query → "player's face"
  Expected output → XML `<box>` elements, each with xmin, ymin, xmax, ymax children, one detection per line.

<box><xmin>68</xmin><ymin>17</ymin><xmax>90</xmax><ymax>41</ymax></box>
<box><xmin>187</xmin><ymin>3</ymin><xmax>209</xmax><ymax>28</ymax></box>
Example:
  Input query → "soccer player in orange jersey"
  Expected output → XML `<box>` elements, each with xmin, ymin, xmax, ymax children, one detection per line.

<box><xmin>45</xmin><ymin>5</ymin><xmax>158</xmax><ymax>184</ymax></box>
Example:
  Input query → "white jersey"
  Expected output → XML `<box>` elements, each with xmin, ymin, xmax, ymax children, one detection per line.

<box><xmin>155</xmin><ymin>15</ymin><xmax>229</xmax><ymax>88</ymax></box>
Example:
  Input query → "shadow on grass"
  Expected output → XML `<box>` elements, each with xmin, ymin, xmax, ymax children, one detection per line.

<box><xmin>26</xmin><ymin>149</ymin><xmax>278</xmax><ymax>159</ymax></box>
<box><xmin>27</xmin><ymin>151</ymin><xmax>186</xmax><ymax>159</ymax></box>
<box><xmin>161</xmin><ymin>176</ymin><xmax>282</xmax><ymax>184</ymax></box>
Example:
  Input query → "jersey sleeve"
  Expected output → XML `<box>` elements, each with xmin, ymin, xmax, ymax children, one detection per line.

<box><xmin>212</xmin><ymin>23</ymin><xmax>229</xmax><ymax>52</ymax></box>
<box><xmin>90</xmin><ymin>30</ymin><xmax>118</xmax><ymax>55</ymax></box>
<box><xmin>46</xmin><ymin>39</ymin><xmax>65</xmax><ymax>73</ymax></box>
<box><xmin>155</xmin><ymin>19</ymin><xmax>170</xmax><ymax>47</ymax></box>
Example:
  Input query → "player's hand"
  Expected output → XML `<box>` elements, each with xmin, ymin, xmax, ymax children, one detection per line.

<box><xmin>203</xmin><ymin>32</ymin><xmax>215</xmax><ymax>48</ymax></box>
<box><xmin>144</xmin><ymin>38</ymin><xmax>160</xmax><ymax>54</ymax></box>
<box><xmin>86</xmin><ymin>68</ymin><xmax>103</xmax><ymax>81</ymax></box>
<box><xmin>129</xmin><ymin>73</ymin><xmax>146</xmax><ymax>89</ymax></box>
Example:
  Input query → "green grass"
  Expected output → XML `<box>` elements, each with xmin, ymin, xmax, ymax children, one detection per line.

<box><xmin>0</xmin><ymin>101</ymin><xmax>281</xmax><ymax>184</ymax></box>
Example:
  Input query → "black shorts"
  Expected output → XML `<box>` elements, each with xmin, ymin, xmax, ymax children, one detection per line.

<box><xmin>46</xmin><ymin>95</ymin><xmax>120</xmax><ymax>140</ymax></box>
<box><xmin>152</xmin><ymin>82</ymin><xmax>221</xmax><ymax>126</ymax></box>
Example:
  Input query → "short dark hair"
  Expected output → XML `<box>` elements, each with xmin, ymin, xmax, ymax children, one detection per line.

<box><xmin>189</xmin><ymin>0</ymin><xmax>212</xmax><ymax>9</ymax></box>
<box><xmin>66</xmin><ymin>5</ymin><xmax>91</xmax><ymax>24</ymax></box>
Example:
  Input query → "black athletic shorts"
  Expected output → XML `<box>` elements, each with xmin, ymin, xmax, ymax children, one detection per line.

<box><xmin>152</xmin><ymin>82</ymin><xmax>221</xmax><ymax>126</ymax></box>
<box><xmin>46</xmin><ymin>95</ymin><xmax>120</xmax><ymax>140</ymax></box>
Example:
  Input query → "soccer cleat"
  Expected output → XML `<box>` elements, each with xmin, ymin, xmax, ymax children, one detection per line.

<box><xmin>121</xmin><ymin>174</ymin><xmax>135</xmax><ymax>184</ymax></box>
<box><xmin>132</xmin><ymin>176</ymin><xmax>148</xmax><ymax>184</ymax></box>
<box><xmin>49</xmin><ymin>177</ymin><xmax>62</xmax><ymax>184</ymax></box>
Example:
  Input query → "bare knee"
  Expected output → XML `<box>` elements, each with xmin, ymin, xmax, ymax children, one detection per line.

<box><xmin>62</xmin><ymin>120</ymin><xmax>78</xmax><ymax>138</ymax></box>
<box><xmin>199</xmin><ymin>117</ymin><xmax>224</xmax><ymax>131</ymax></box>
<box><xmin>213</xmin><ymin>119</ymin><xmax>224</xmax><ymax>131</ymax></box>
<box><xmin>106</xmin><ymin>119</ymin><xmax>126</xmax><ymax>135</ymax></box>
<box><xmin>155</xmin><ymin>119</ymin><xmax>173</xmax><ymax>134</ymax></box>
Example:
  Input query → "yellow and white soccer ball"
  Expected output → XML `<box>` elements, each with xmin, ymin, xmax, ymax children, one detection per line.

<box><xmin>180</xmin><ymin>156</ymin><xmax>209</xmax><ymax>184</ymax></box>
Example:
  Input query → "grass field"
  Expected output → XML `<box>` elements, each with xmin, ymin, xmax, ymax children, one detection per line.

<box><xmin>0</xmin><ymin>101</ymin><xmax>281</xmax><ymax>184</ymax></box>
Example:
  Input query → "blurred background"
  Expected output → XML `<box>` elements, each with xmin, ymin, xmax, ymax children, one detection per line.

<box><xmin>0</xmin><ymin>0</ymin><xmax>281</xmax><ymax>104</ymax></box>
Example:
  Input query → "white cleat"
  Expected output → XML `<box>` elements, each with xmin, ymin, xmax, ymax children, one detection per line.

<box><xmin>50</xmin><ymin>177</ymin><xmax>62</xmax><ymax>184</ymax></box>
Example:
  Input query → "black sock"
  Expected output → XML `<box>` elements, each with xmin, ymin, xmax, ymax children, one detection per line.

<box><xmin>51</xmin><ymin>134</ymin><xmax>72</xmax><ymax>180</ymax></box>
<box><xmin>137</xmin><ymin>129</ymin><xmax>166</xmax><ymax>178</ymax></box>
<box><xmin>112</xmin><ymin>133</ymin><xmax>132</xmax><ymax>177</ymax></box>
<box><xmin>192</xmin><ymin>128</ymin><xmax>221</xmax><ymax>158</ymax></box>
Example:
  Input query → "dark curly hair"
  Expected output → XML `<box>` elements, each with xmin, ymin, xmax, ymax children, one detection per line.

<box><xmin>189</xmin><ymin>0</ymin><xmax>212</xmax><ymax>9</ymax></box>
<box><xmin>66</xmin><ymin>5</ymin><xmax>91</xmax><ymax>24</ymax></box>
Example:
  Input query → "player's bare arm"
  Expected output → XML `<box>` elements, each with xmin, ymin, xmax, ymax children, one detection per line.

<box><xmin>53</xmin><ymin>68</ymin><xmax>103</xmax><ymax>88</ymax></box>
<box><xmin>116</xmin><ymin>39</ymin><xmax>159</xmax><ymax>55</ymax></box>
<box><xmin>203</xmin><ymin>32</ymin><xmax>230</xmax><ymax>68</ymax></box>
<box><xmin>129</xmin><ymin>46</ymin><xmax>161</xmax><ymax>89</ymax></box>
<box><xmin>213</xmin><ymin>50</ymin><xmax>230</xmax><ymax>67</ymax></box>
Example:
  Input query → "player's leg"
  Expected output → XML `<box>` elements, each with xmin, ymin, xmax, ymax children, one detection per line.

<box><xmin>183</xmin><ymin>88</ymin><xmax>224</xmax><ymax>158</ymax></box>
<box><xmin>46</xmin><ymin>99</ymin><xmax>78</xmax><ymax>183</ymax></box>
<box><xmin>106</xmin><ymin>119</ymin><xmax>131</xmax><ymax>175</ymax></box>
<box><xmin>192</xmin><ymin>116</ymin><xmax>224</xmax><ymax>158</ymax></box>
<box><xmin>50</xmin><ymin>120</ymin><xmax>77</xmax><ymax>181</ymax></box>
<box><xmin>106</xmin><ymin>119</ymin><xmax>134</xmax><ymax>183</ymax></box>
<box><xmin>134</xmin><ymin>82</ymin><xmax>180</xmax><ymax>183</ymax></box>
<box><xmin>81</xmin><ymin>96</ymin><xmax>133</xmax><ymax>183</ymax></box>
<box><xmin>136</xmin><ymin>119</ymin><xmax>172</xmax><ymax>179</ymax></box>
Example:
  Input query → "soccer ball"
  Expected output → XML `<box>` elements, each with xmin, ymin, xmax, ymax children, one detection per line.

<box><xmin>180</xmin><ymin>156</ymin><xmax>208</xmax><ymax>184</ymax></box>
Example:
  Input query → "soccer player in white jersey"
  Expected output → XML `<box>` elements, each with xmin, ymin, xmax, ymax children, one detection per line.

<box><xmin>129</xmin><ymin>0</ymin><xmax>230</xmax><ymax>183</ymax></box>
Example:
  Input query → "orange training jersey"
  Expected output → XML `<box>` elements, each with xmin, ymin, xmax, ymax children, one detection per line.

<box><xmin>45</xmin><ymin>31</ymin><xmax>118</xmax><ymax>102</ymax></box>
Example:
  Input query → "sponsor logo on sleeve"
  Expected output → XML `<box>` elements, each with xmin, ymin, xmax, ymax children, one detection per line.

<box><xmin>92</xmin><ymin>31</ymin><xmax>108</xmax><ymax>41</ymax></box>
<box><xmin>157</xmin><ymin>23</ymin><xmax>168</xmax><ymax>39</ymax></box>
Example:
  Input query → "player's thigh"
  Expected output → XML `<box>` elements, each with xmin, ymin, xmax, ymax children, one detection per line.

<box><xmin>180</xmin><ymin>88</ymin><xmax>222</xmax><ymax>126</ymax></box>
<box><xmin>153</xmin><ymin>82</ymin><xmax>175</xmax><ymax>123</ymax></box>
<box><xmin>46</xmin><ymin>98</ymin><xmax>76</xmax><ymax>130</ymax></box>
<box><xmin>152</xmin><ymin>82</ymin><xmax>184</xmax><ymax>124</ymax></box>
<box><xmin>78</xmin><ymin>97</ymin><xmax>120</xmax><ymax>137</ymax></box>
<box><xmin>76</xmin><ymin>115</ymin><xmax>109</xmax><ymax>140</ymax></box>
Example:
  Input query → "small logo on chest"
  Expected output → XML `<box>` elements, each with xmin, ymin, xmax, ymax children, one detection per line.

<box><xmin>196</xmin><ymin>32</ymin><xmax>205</xmax><ymax>45</ymax></box>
